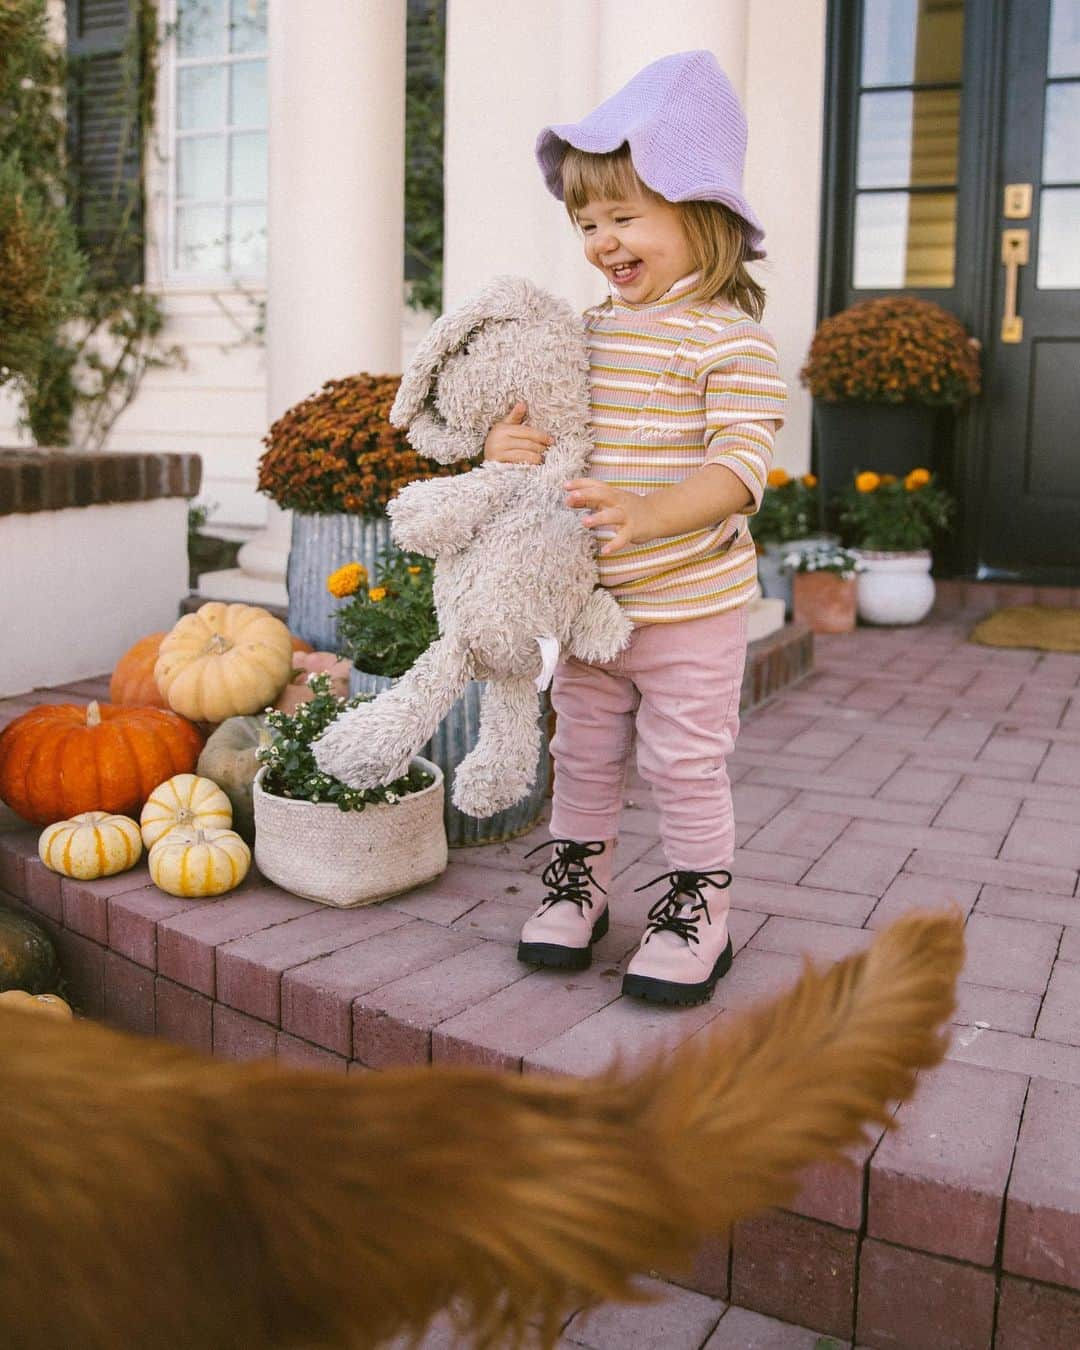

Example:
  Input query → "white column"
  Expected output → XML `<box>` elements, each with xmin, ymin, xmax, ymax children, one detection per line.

<box><xmin>203</xmin><ymin>0</ymin><xmax>407</xmax><ymax>605</ymax></box>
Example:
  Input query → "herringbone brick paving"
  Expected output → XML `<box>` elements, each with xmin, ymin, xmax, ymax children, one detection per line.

<box><xmin>3</xmin><ymin>588</ymin><xmax>1079</xmax><ymax>1348</ymax></box>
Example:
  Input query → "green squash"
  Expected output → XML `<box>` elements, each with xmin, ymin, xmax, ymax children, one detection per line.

<box><xmin>195</xmin><ymin>715</ymin><xmax>271</xmax><ymax>844</ymax></box>
<box><xmin>0</xmin><ymin>907</ymin><xmax>61</xmax><ymax>995</ymax></box>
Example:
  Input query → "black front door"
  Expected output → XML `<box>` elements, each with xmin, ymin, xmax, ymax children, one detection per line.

<box><xmin>977</xmin><ymin>0</ymin><xmax>1080</xmax><ymax>581</ymax></box>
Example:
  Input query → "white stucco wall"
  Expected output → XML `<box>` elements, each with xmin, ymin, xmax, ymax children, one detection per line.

<box><xmin>0</xmin><ymin>498</ymin><xmax>189</xmax><ymax>696</ymax></box>
<box><xmin>443</xmin><ymin>0</ymin><xmax>827</xmax><ymax>475</ymax></box>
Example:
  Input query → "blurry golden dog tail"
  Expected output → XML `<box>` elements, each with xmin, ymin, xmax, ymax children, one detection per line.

<box><xmin>0</xmin><ymin>910</ymin><xmax>963</xmax><ymax>1350</ymax></box>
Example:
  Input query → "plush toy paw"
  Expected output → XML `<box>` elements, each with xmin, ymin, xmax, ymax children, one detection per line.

<box><xmin>567</xmin><ymin>589</ymin><xmax>634</xmax><ymax>665</ymax></box>
<box><xmin>451</xmin><ymin>750</ymin><xmax>535</xmax><ymax>818</ymax></box>
<box><xmin>312</xmin><ymin>705</ymin><xmax>412</xmax><ymax>790</ymax></box>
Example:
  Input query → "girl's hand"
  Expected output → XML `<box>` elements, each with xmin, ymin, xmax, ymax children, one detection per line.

<box><xmin>565</xmin><ymin>479</ymin><xmax>659</xmax><ymax>555</ymax></box>
<box><xmin>483</xmin><ymin>401</ymin><xmax>553</xmax><ymax>465</ymax></box>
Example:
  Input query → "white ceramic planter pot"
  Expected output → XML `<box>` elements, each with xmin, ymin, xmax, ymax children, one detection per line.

<box><xmin>855</xmin><ymin>550</ymin><xmax>936</xmax><ymax>626</ymax></box>
<box><xmin>252</xmin><ymin>761</ymin><xmax>447</xmax><ymax>907</ymax></box>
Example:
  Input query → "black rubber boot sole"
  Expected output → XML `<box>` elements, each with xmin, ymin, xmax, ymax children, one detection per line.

<box><xmin>621</xmin><ymin>936</ymin><xmax>734</xmax><ymax>1006</ymax></box>
<box><xmin>517</xmin><ymin>906</ymin><xmax>610</xmax><ymax>971</ymax></box>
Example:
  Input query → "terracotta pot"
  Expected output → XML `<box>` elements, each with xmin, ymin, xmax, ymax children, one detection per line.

<box><xmin>792</xmin><ymin>571</ymin><xmax>857</xmax><ymax>634</ymax></box>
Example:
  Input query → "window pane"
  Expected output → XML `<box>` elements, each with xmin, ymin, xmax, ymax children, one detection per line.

<box><xmin>1043</xmin><ymin>83</ymin><xmax>1080</xmax><ymax>183</ymax></box>
<box><xmin>177</xmin><ymin>65</ymin><xmax>225</xmax><ymax>131</ymax></box>
<box><xmin>230</xmin><ymin>60</ymin><xmax>266</xmax><ymax>128</ymax></box>
<box><xmin>177</xmin><ymin>135</ymin><xmax>226</xmax><ymax>198</ymax></box>
<box><xmin>853</xmin><ymin>191</ymin><xmax>956</xmax><ymax>288</ymax></box>
<box><xmin>1038</xmin><ymin>189</ymin><xmax>1080</xmax><ymax>287</ymax></box>
<box><xmin>230</xmin><ymin>203</ymin><xmax>267</xmax><ymax>270</ymax></box>
<box><xmin>1049</xmin><ymin>0</ymin><xmax>1080</xmax><ymax>77</ymax></box>
<box><xmin>230</xmin><ymin>0</ymin><xmax>267</xmax><ymax>54</ymax></box>
<box><xmin>861</xmin><ymin>0</ymin><xmax>964</xmax><ymax>86</ymax></box>
<box><xmin>857</xmin><ymin>89</ymin><xmax>960</xmax><ymax>188</ymax></box>
<box><xmin>176</xmin><ymin>205</ymin><xmax>227</xmax><ymax>271</ymax></box>
<box><xmin>230</xmin><ymin>131</ymin><xmax>267</xmax><ymax>197</ymax></box>
<box><xmin>178</xmin><ymin>0</ymin><xmax>225</xmax><ymax>59</ymax></box>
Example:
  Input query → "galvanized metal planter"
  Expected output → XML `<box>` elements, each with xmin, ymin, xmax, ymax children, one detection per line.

<box><xmin>287</xmin><ymin>512</ymin><xmax>394</xmax><ymax>651</ymax></box>
<box><xmin>349</xmin><ymin>667</ymin><xmax>550</xmax><ymax>847</ymax></box>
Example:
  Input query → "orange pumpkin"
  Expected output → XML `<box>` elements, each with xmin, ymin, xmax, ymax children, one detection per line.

<box><xmin>0</xmin><ymin>701</ymin><xmax>205</xmax><ymax>827</ymax></box>
<box><xmin>109</xmin><ymin>632</ymin><xmax>169</xmax><ymax>708</ymax></box>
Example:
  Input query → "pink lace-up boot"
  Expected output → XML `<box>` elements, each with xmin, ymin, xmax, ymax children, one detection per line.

<box><xmin>622</xmin><ymin>869</ymin><xmax>734</xmax><ymax>1005</ymax></box>
<box><xmin>516</xmin><ymin>839</ymin><xmax>615</xmax><ymax>971</ymax></box>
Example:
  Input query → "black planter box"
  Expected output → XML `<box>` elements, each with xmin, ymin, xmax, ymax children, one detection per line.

<box><xmin>813</xmin><ymin>401</ymin><xmax>940</xmax><ymax>512</ymax></box>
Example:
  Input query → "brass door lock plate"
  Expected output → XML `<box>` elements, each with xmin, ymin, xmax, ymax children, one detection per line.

<box><xmin>1004</xmin><ymin>183</ymin><xmax>1033</xmax><ymax>219</ymax></box>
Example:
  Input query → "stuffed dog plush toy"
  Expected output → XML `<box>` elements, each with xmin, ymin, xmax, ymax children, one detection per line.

<box><xmin>312</xmin><ymin>277</ymin><xmax>633</xmax><ymax>817</ymax></box>
<box><xmin>0</xmin><ymin>911</ymin><xmax>963</xmax><ymax>1350</ymax></box>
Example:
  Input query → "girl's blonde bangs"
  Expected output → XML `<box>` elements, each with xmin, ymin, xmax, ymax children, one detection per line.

<box><xmin>559</xmin><ymin>144</ymin><xmax>647</xmax><ymax>216</ymax></box>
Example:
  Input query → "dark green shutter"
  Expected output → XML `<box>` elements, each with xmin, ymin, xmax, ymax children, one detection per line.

<box><xmin>65</xmin><ymin>0</ymin><xmax>144</xmax><ymax>287</ymax></box>
<box><xmin>405</xmin><ymin>0</ymin><xmax>444</xmax><ymax>303</ymax></box>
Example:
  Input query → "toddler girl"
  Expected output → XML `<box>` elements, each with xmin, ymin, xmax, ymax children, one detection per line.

<box><xmin>485</xmin><ymin>50</ymin><xmax>787</xmax><ymax>1006</ymax></box>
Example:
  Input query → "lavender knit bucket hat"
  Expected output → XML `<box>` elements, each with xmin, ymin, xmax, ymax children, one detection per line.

<box><xmin>535</xmin><ymin>50</ymin><xmax>765</xmax><ymax>259</ymax></box>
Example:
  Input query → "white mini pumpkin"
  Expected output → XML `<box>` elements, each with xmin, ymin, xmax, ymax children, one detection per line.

<box><xmin>147</xmin><ymin>826</ymin><xmax>251</xmax><ymax>898</ymax></box>
<box><xmin>38</xmin><ymin>811</ymin><xmax>143</xmax><ymax>880</ymax></box>
<box><xmin>139</xmin><ymin>772</ymin><xmax>233</xmax><ymax>848</ymax></box>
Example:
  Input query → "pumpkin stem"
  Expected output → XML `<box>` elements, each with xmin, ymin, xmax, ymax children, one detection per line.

<box><xmin>86</xmin><ymin>701</ymin><xmax>102</xmax><ymax>727</ymax></box>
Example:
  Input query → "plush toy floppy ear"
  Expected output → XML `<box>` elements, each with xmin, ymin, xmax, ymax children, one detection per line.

<box><xmin>389</xmin><ymin>275</ymin><xmax>555</xmax><ymax>465</ymax></box>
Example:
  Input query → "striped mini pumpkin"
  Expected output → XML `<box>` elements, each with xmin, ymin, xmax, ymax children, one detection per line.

<box><xmin>38</xmin><ymin>811</ymin><xmax>143</xmax><ymax>880</ymax></box>
<box><xmin>147</xmin><ymin>826</ymin><xmax>251</xmax><ymax>898</ymax></box>
<box><xmin>139</xmin><ymin>773</ymin><xmax>233</xmax><ymax>848</ymax></box>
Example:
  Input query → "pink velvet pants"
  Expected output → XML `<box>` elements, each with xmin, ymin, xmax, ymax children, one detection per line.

<box><xmin>549</xmin><ymin>605</ymin><xmax>749</xmax><ymax>873</ymax></box>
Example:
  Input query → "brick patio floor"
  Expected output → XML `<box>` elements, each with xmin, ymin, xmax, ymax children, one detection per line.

<box><xmin>2</xmin><ymin>589</ymin><xmax>1079</xmax><ymax>1349</ymax></box>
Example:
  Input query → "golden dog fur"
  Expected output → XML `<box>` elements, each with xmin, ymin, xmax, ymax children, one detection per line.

<box><xmin>0</xmin><ymin>910</ymin><xmax>963</xmax><ymax>1350</ymax></box>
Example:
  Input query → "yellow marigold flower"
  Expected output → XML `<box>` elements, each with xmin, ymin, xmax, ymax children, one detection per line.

<box><xmin>368</xmin><ymin>586</ymin><xmax>388</xmax><ymax>603</ymax></box>
<box><xmin>326</xmin><ymin>562</ymin><xmax>367</xmax><ymax>597</ymax></box>
<box><xmin>906</xmin><ymin>467</ymin><xmax>932</xmax><ymax>489</ymax></box>
<box><xmin>855</xmin><ymin>471</ymin><xmax>881</xmax><ymax>493</ymax></box>
<box><xmin>766</xmin><ymin>467</ymin><xmax>791</xmax><ymax>488</ymax></box>
<box><xmin>801</xmin><ymin>473</ymin><xmax>818</xmax><ymax>488</ymax></box>
<box><xmin>407</xmin><ymin>565</ymin><xmax>422</xmax><ymax>575</ymax></box>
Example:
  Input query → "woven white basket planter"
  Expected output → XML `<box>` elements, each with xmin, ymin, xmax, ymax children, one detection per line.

<box><xmin>252</xmin><ymin>761</ymin><xmax>447</xmax><ymax>907</ymax></box>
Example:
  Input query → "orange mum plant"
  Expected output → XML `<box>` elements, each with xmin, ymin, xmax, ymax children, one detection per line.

<box><xmin>800</xmin><ymin>298</ymin><xmax>981</xmax><ymax>406</ymax></box>
<box><xmin>257</xmin><ymin>373</ymin><xmax>470</xmax><ymax>516</ymax></box>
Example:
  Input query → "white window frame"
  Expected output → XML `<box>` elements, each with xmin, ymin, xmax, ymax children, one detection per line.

<box><xmin>162</xmin><ymin>0</ymin><xmax>269</xmax><ymax>286</ymax></box>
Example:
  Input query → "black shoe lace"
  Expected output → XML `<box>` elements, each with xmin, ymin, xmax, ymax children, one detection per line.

<box><xmin>634</xmin><ymin>869</ymin><xmax>733</xmax><ymax>945</ymax></box>
<box><xmin>524</xmin><ymin>839</ymin><xmax>607</xmax><ymax>916</ymax></box>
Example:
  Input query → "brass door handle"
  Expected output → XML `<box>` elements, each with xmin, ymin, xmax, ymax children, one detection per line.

<box><xmin>1001</xmin><ymin>228</ymin><xmax>1029</xmax><ymax>343</ymax></box>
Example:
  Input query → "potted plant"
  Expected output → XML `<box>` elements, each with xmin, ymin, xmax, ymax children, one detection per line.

<box><xmin>753</xmin><ymin>469</ymin><xmax>832</xmax><ymax>615</ymax></box>
<box><xmin>252</xmin><ymin>673</ymin><xmax>447</xmax><ymax>907</ymax></box>
<box><xmin>835</xmin><ymin>469</ymin><xmax>954</xmax><ymax>626</ymax></box>
<box><xmin>332</xmin><ymin>549</ymin><xmax>552</xmax><ymax>847</ymax></box>
<box><xmin>782</xmin><ymin>546</ymin><xmax>864</xmax><ymax>635</ymax></box>
<box><xmin>257</xmin><ymin>373</ymin><xmax>471</xmax><ymax>649</ymax></box>
<box><xmin>800</xmin><ymin>297</ymin><xmax>981</xmax><ymax>510</ymax></box>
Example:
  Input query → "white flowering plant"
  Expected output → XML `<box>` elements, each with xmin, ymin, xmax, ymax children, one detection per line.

<box><xmin>257</xmin><ymin>673</ymin><xmax>432</xmax><ymax>811</ymax></box>
<box><xmin>781</xmin><ymin>546</ymin><xmax>864</xmax><ymax>581</ymax></box>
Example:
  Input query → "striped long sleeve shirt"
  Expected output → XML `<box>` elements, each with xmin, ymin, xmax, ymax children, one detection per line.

<box><xmin>584</xmin><ymin>272</ymin><xmax>787</xmax><ymax>624</ymax></box>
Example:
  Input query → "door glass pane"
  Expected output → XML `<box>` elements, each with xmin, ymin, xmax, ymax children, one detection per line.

<box><xmin>857</xmin><ymin>89</ymin><xmax>960</xmax><ymax>187</ymax></box>
<box><xmin>1043</xmin><ymin>83</ymin><xmax>1080</xmax><ymax>182</ymax></box>
<box><xmin>176</xmin><ymin>205</ymin><xmax>227</xmax><ymax>271</ymax></box>
<box><xmin>230</xmin><ymin>0</ymin><xmax>268</xmax><ymax>54</ymax></box>
<box><xmin>177</xmin><ymin>135</ymin><xmax>226</xmax><ymax>199</ymax></box>
<box><xmin>230</xmin><ymin>203</ymin><xmax>267</xmax><ymax>270</ymax></box>
<box><xmin>177</xmin><ymin>65</ymin><xmax>225</xmax><ymax>131</ymax></box>
<box><xmin>1038</xmin><ymin>189</ymin><xmax>1080</xmax><ymax>287</ymax></box>
<box><xmin>230</xmin><ymin>60</ymin><xmax>266</xmax><ymax>127</ymax></box>
<box><xmin>861</xmin><ymin>0</ymin><xmax>964</xmax><ymax>86</ymax></box>
<box><xmin>853</xmin><ymin>191</ymin><xmax>956</xmax><ymax>288</ymax></box>
<box><xmin>230</xmin><ymin>132</ymin><xmax>267</xmax><ymax>197</ymax></box>
<box><xmin>1049</xmin><ymin>0</ymin><xmax>1080</xmax><ymax>77</ymax></box>
<box><xmin>178</xmin><ymin>0</ymin><xmax>225</xmax><ymax>59</ymax></box>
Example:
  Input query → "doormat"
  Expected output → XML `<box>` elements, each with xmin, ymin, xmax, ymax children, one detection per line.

<box><xmin>969</xmin><ymin>606</ymin><xmax>1080</xmax><ymax>653</ymax></box>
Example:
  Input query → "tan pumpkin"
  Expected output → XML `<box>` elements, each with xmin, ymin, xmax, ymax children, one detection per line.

<box><xmin>148</xmin><ymin>826</ymin><xmax>252</xmax><ymax>898</ymax></box>
<box><xmin>38</xmin><ymin>811</ymin><xmax>143</xmax><ymax>880</ymax></box>
<box><xmin>195</xmin><ymin>715</ymin><xmax>270</xmax><ymax>844</ymax></box>
<box><xmin>139</xmin><ymin>773</ymin><xmax>233</xmax><ymax>848</ymax></box>
<box><xmin>109</xmin><ymin>632</ymin><xmax>169</xmax><ymax>708</ymax></box>
<box><xmin>154</xmin><ymin>603</ymin><xmax>294</xmax><ymax>723</ymax></box>
<box><xmin>0</xmin><ymin>989</ymin><xmax>74</xmax><ymax>1020</ymax></box>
